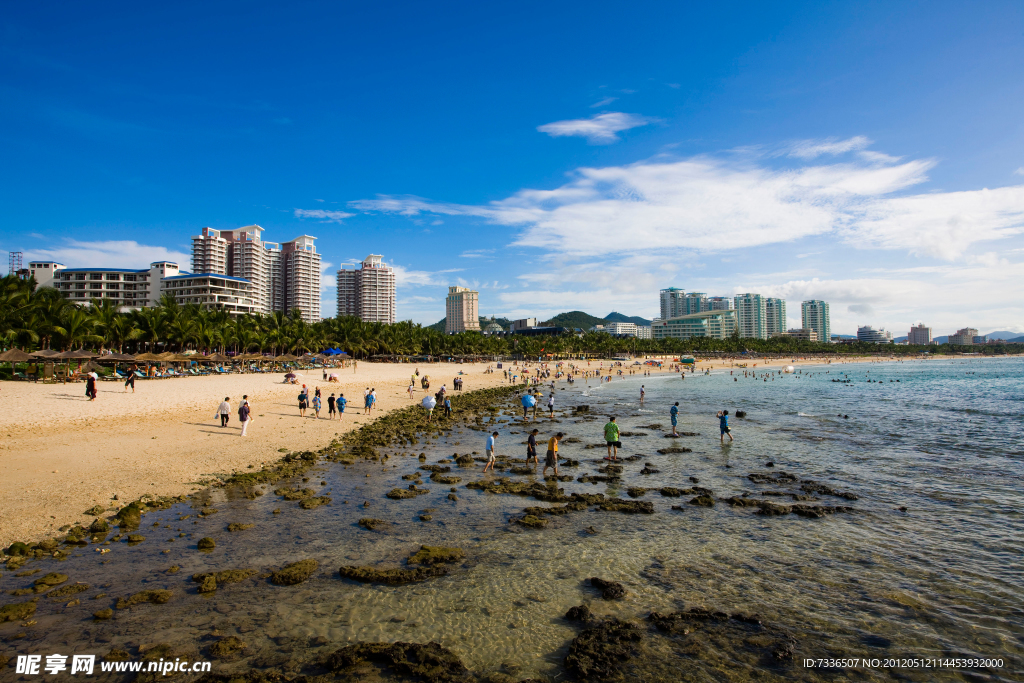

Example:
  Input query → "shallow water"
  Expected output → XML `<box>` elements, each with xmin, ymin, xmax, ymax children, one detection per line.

<box><xmin>2</xmin><ymin>358</ymin><xmax>1022</xmax><ymax>681</ymax></box>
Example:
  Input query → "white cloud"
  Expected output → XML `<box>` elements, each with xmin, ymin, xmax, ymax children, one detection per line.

<box><xmin>392</xmin><ymin>265</ymin><xmax>462</xmax><ymax>287</ymax></box>
<box><xmin>590</xmin><ymin>97</ymin><xmax>618</xmax><ymax>108</ymax></box>
<box><xmin>294</xmin><ymin>208</ymin><xmax>355</xmax><ymax>223</ymax></box>
<box><xmin>459</xmin><ymin>249</ymin><xmax>495</xmax><ymax>258</ymax></box>
<box><xmin>26</xmin><ymin>240</ymin><xmax>190</xmax><ymax>269</ymax></box>
<box><xmin>536</xmin><ymin>112</ymin><xmax>651</xmax><ymax>144</ymax></box>
<box><xmin>786</xmin><ymin>136</ymin><xmax>871</xmax><ymax>159</ymax></box>
<box><xmin>1015</xmin><ymin>167</ymin><xmax>1024</xmax><ymax>176</ymax></box>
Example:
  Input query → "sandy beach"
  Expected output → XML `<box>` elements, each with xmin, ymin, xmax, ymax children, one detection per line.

<box><xmin>0</xmin><ymin>354</ymin><xmax>903</xmax><ymax>548</ymax></box>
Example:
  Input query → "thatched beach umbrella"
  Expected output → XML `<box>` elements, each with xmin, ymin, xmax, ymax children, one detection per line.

<box><xmin>134</xmin><ymin>352</ymin><xmax>162</xmax><ymax>361</ymax></box>
<box><xmin>208</xmin><ymin>353</ymin><xmax>232</xmax><ymax>363</ymax></box>
<box><xmin>29</xmin><ymin>349</ymin><xmax>59</xmax><ymax>358</ymax></box>
<box><xmin>0</xmin><ymin>348</ymin><xmax>33</xmax><ymax>376</ymax></box>
<box><xmin>275</xmin><ymin>353</ymin><xmax>298</xmax><ymax>362</ymax></box>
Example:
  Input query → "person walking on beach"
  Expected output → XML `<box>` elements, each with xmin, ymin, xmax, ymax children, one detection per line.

<box><xmin>312</xmin><ymin>393</ymin><xmax>322</xmax><ymax>419</ymax></box>
<box><xmin>408</xmin><ymin>382</ymin><xmax>415</xmax><ymax>399</ymax></box>
<box><xmin>85</xmin><ymin>373</ymin><xmax>97</xmax><ymax>401</ymax></box>
<box><xmin>547</xmin><ymin>392</ymin><xmax>555</xmax><ymax>417</ymax></box>
<box><xmin>124</xmin><ymin>365</ymin><xmax>136</xmax><ymax>393</ymax></box>
<box><xmin>483</xmin><ymin>431</ymin><xmax>498</xmax><ymax>473</ymax></box>
<box><xmin>718</xmin><ymin>410</ymin><xmax>733</xmax><ymax>444</ymax></box>
<box><xmin>604</xmin><ymin>416</ymin><xmax>621</xmax><ymax>461</ymax></box>
<box><xmin>670</xmin><ymin>402</ymin><xmax>679</xmax><ymax>437</ymax></box>
<box><xmin>368</xmin><ymin>388</ymin><xmax>377</xmax><ymax>414</ymax></box>
<box><xmin>543</xmin><ymin>432</ymin><xmax>563</xmax><ymax>476</ymax></box>
<box><xmin>526</xmin><ymin>428</ymin><xmax>539</xmax><ymax>465</ymax></box>
<box><xmin>239</xmin><ymin>396</ymin><xmax>252</xmax><ymax>436</ymax></box>
<box><xmin>216</xmin><ymin>397</ymin><xmax>231</xmax><ymax>427</ymax></box>
<box><xmin>521</xmin><ymin>391</ymin><xmax>536</xmax><ymax>420</ymax></box>
<box><xmin>327</xmin><ymin>393</ymin><xmax>336</xmax><ymax>418</ymax></box>
<box><xmin>640</xmin><ymin>385</ymin><xmax>645</xmax><ymax>405</ymax></box>
<box><xmin>337</xmin><ymin>393</ymin><xmax>347</xmax><ymax>420</ymax></box>
<box><xmin>298</xmin><ymin>387</ymin><xmax>308</xmax><ymax>417</ymax></box>
<box><xmin>443</xmin><ymin>395</ymin><xmax>452</xmax><ymax>418</ymax></box>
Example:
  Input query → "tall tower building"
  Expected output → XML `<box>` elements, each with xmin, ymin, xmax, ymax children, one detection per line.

<box><xmin>908</xmin><ymin>323</ymin><xmax>932</xmax><ymax>345</ymax></box>
<box><xmin>801</xmin><ymin>300</ymin><xmax>831</xmax><ymax>343</ymax></box>
<box><xmin>221</xmin><ymin>225</ymin><xmax>276</xmax><ymax>314</ymax></box>
<box><xmin>336</xmin><ymin>254</ymin><xmax>396</xmax><ymax>323</ymax></box>
<box><xmin>765</xmin><ymin>298</ymin><xmax>787</xmax><ymax>337</ymax></box>
<box><xmin>659</xmin><ymin>288</ymin><xmax>685</xmax><ymax>319</ymax></box>
<box><xmin>281</xmin><ymin>236</ymin><xmax>321</xmax><ymax>323</ymax></box>
<box><xmin>707</xmin><ymin>296</ymin><xmax>733</xmax><ymax>311</ymax></box>
<box><xmin>191</xmin><ymin>228</ymin><xmax>228</xmax><ymax>275</ymax></box>
<box><xmin>683</xmin><ymin>292</ymin><xmax>709</xmax><ymax>315</ymax></box>
<box><xmin>445</xmin><ymin>286</ymin><xmax>480</xmax><ymax>334</ymax></box>
<box><xmin>734</xmin><ymin>293</ymin><xmax>768</xmax><ymax>339</ymax></box>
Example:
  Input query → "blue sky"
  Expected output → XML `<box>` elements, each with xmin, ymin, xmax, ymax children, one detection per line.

<box><xmin>2</xmin><ymin>1</ymin><xmax>1023</xmax><ymax>335</ymax></box>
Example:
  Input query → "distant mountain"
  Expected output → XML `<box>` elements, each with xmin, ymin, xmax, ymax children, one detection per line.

<box><xmin>984</xmin><ymin>330</ymin><xmax>1021</xmax><ymax>340</ymax></box>
<box><xmin>604</xmin><ymin>311</ymin><xmax>652</xmax><ymax>326</ymax></box>
<box><xmin>933</xmin><ymin>335</ymin><xmax>948</xmax><ymax>344</ymax></box>
<box><xmin>1009</xmin><ymin>336</ymin><xmax>1024</xmax><ymax>343</ymax></box>
<box><xmin>542</xmin><ymin>311</ymin><xmax>606</xmax><ymax>329</ymax></box>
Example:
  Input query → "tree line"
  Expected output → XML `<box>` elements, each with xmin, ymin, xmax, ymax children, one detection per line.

<box><xmin>0</xmin><ymin>275</ymin><xmax>1017</xmax><ymax>359</ymax></box>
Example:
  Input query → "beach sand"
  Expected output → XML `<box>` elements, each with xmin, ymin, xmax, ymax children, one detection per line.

<box><xmin>0</xmin><ymin>354</ymin><xmax>903</xmax><ymax>547</ymax></box>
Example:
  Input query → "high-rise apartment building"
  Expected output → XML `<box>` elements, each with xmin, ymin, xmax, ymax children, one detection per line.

<box><xmin>765</xmin><ymin>298</ymin><xmax>787</xmax><ymax>337</ymax></box>
<box><xmin>653</xmin><ymin>310</ymin><xmax>737</xmax><ymax>340</ymax></box>
<box><xmin>707</xmin><ymin>296</ymin><xmax>733</xmax><ymax>311</ymax></box>
<box><xmin>191</xmin><ymin>226</ymin><xmax>319</xmax><ymax>320</ymax></box>
<box><xmin>733</xmin><ymin>293</ymin><xmax>767</xmax><ymax>339</ymax></box>
<box><xmin>801</xmin><ymin>300</ymin><xmax>831</xmax><ymax>344</ymax></box>
<box><xmin>908</xmin><ymin>324</ymin><xmax>932</xmax><ymax>345</ymax></box>
<box><xmin>684</xmin><ymin>292</ymin><xmax>709</xmax><ymax>315</ymax></box>
<box><xmin>445</xmin><ymin>286</ymin><xmax>480</xmax><ymax>334</ymax></box>
<box><xmin>948</xmin><ymin>328</ymin><xmax>979</xmax><ymax>345</ymax></box>
<box><xmin>282</xmin><ymin>236</ymin><xmax>321</xmax><ymax>323</ymax></box>
<box><xmin>336</xmin><ymin>254</ymin><xmax>396</xmax><ymax>323</ymax></box>
<box><xmin>659</xmin><ymin>288</ymin><xmax>686</xmax><ymax>319</ymax></box>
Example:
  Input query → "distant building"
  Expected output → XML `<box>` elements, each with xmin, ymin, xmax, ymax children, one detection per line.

<box><xmin>636</xmin><ymin>325</ymin><xmax>652</xmax><ymax>339</ymax></box>
<box><xmin>54</xmin><ymin>262</ymin><xmax>179</xmax><ymax>310</ymax></box>
<box><xmin>733</xmin><ymin>293</ymin><xmax>767</xmax><ymax>339</ymax></box>
<box><xmin>513</xmin><ymin>326</ymin><xmax>572</xmax><ymax>337</ymax></box>
<box><xmin>973</xmin><ymin>334</ymin><xmax>987</xmax><ymax>344</ymax></box>
<box><xmin>28</xmin><ymin>261</ymin><xmax>65</xmax><ymax>288</ymax></box>
<box><xmin>948</xmin><ymin>327</ymin><xmax>979</xmax><ymax>345</ymax></box>
<box><xmin>482</xmin><ymin>317</ymin><xmax>505</xmax><ymax>335</ymax></box>
<box><xmin>281</xmin><ymin>236</ymin><xmax>321</xmax><ymax>323</ymax></box>
<box><xmin>908</xmin><ymin>323</ymin><xmax>932</xmax><ymax>345</ymax></box>
<box><xmin>771</xmin><ymin>328</ymin><xmax>818</xmax><ymax>342</ymax></box>
<box><xmin>659</xmin><ymin>288</ymin><xmax>686</xmax><ymax>319</ymax></box>
<box><xmin>707</xmin><ymin>296</ymin><xmax>733</xmax><ymax>311</ymax></box>
<box><xmin>857</xmin><ymin>326</ymin><xmax>893</xmax><ymax>343</ymax></box>
<box><xmin>161</xmin><ymin>273</ymin><xmax>259</xmax><ymax>315</ymax></box>
<box><xmin>765</xmin><ymin>298</ymin><xmax>787</xmax><ymax>338</ymax></box>
<box><xmin>222</xmin><ymin>225</ymin><xmax>280</xmax><ymax>315</ymax></box>
<box><xmin>684</xmin><ymin>292</ymin><xmax>709</xmax><ymax>315</ymax></box>
<box><xmin>653</xmin><ymin>310</ymin><xmax>737</xmax><ymax>340</ymax></box>
<box><xmin>510</xmin><ymin>318</ymin><xmax>538</xmax><ymax>332</ymax></box>
<box><xmin>605</xmin><ymin>322</ymin><xmax>637</xmax><ymax>336</ymax></box>
<box><xmin>445</xmin><ymin>286</ymin><xmax>480</xmax><ymax>334</ymax></box>
<box><xmin>337</xmin><ymin>254</ymin><xmax>396</xmax><ymax>324</ymax></box>
<box><xmin>801</xmin><ymin>300</ymin><xmax>831</xmax><ymax>344</ymax></box>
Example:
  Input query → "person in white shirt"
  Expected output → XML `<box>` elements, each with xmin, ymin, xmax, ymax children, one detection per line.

<box><xmin>239</xmin><ymin>396</ymin><xmax>252</xmax><ymax>437</ymax></box>
<box><xmin>483</xmin><ymin>431</ymin><xmax>498</xmax><ymax>473</ymax></box>
<box><xmin>215</xmin><ymin>397</ymin><xmax>231</xmax><ymax>427</ymax></box>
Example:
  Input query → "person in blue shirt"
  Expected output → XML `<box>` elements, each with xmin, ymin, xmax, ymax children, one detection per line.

<box><xmin>311</xmin><ymin>394</ymin><xmax>322</xmax><ymax>419</ymax></box>
<box><xmin>717</xmin><ymin>410</ymin><xmax>733</xmax><ymax>444</ymax></box>
<box><xmin>670</xmin><ymin>402</ymin><xmax>679</xmax><ymax>436</ymax></box>
<box><xmin>337</xmin><ymin>393</ymin><xmax>347</xmax><ymax>420</ymax></box>
<box><xmin>483</xmin><ymin>431</ymin><xmax>498</xmax><ymax>473</ymax></box>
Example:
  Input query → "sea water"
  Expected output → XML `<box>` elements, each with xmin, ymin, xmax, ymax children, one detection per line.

<box><xmin>1</xmin><ymin>357</ymin><xmax>1021</xmax><ymax>681</ymax></box>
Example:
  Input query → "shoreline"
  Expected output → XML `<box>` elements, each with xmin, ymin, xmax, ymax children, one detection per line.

<box><xmin>0</xmin><ymin>354</ymin><xmax>937</xmax><ymax>548</ymax></box>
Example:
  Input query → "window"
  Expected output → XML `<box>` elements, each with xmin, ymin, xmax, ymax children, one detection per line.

<box><xmin>124</xmin><ymin>274</ymin><xmax>136</xmax><ymax>282</ymax></box>
<box><xmin>90</xmin><ymin>283</ymin><xmax>103</xmax><ymax>289</ymax></box>
<box><xmin>75</xmin><ymin>274</ymin><xmax>86</xmax><ymax>281</ymax></box>
<box><xmin>74</xmin><ymin>283</ymin><xmax>85</xmax><ymax>290</ymax></box>
<box><xmin>89</xmin><ymin>274</ymin><xmax>103</xmax><ymax>280</ymax></box>
<box><xmin>106</xmin><ymin>274</ymin><xmax>120</xmax><ymax>281</ymax></box>
<box><xmin>106</xmin><ymin>283</ymin><xmax>120</xmax><ymax>290</ymax></box>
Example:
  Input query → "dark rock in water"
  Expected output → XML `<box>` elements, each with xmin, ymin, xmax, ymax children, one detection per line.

<box><xmin>544</xmin><ymin>474</ymin><xmax>574</xmax><ymax>482</ymax></box>
<box><xmin>115</xmin><ymin>589</ymin><xmax>173</xmax><ymax>609</ymax></box>
<box><xmin>4</xmin><ymin>541</ymin><xmax>31</xmax><ymax>557</ymax></box>
<box><xmin>322</xmin><ymin>641</ymin><xmax>471</xmax><ymax>682</ymax></box>
<box><xmin>513</xmin><ymin>515</ymin><xmax>548</xmax><ymax>529</ymax></box>
<box><xmin>197</xmin><ymin>537</ymin><xmax>216</xmax><ymax>550</ymax></box>
<box><xmin>639</xmin><ymin>467</ymin><xmax>659</xmax><ymax>475</ymax></box>
<box><xmin>735</xmin><ymin>411</ymin><xmax>747</xmax><ymax>418</ymax></box>
<box><xmin>564</xmin><ymin>618</ymin><xmax>643</xmax><ymax>681</ymax></box>
<box><xmin>773</xmin><ymin>641</ymin><xmax>795</xmax><ymax>660</ymax></box>
<box><xmin>637</xmin><ymin>423</ymin><xmax>662</xmax><ymax>429</ymax></box>
<box><xmin>626</xmin><ymin>487</ymin><xmax>647</xmax><ymax>498</ymax></box>
<box><xmin>420</xmin><ymin>513</ymin><xmax>433</xmax><ymax>521</ymax></box>
<box><xmin>402</xmin><ymin>473</ymin><xmax>420</xmax><ymax>480</ymax></box>
<box><xmin>619</xmin><ymin>431</ymin><xmax>647</xmax><ymax>437</ymax></box>
<box><xmin>524</xmin><ymin>502</ymin><xmax>588</xmax><ymax>517</ymax></box>
<box><xmin>584</xmin><ymin>526</ymin><xmax>598</xmax><ymax>535</ymax></box>
<box><xmin>270</xmin><ymin>559</ymin><xmax>318</xmax><ymax>585</ymax></box>
<box><xmin>196</xmin><ymin>575</ymin><xmax>217</xmax><ymax>593</ymax></box>
<box><xmin>765</xmin><ymin>461</ymin><xmax>774</xmax><ymax>467</ymax></box>
<box><xmin>447</xmin><ymin>493</ymin><xmax>458</xmax><ymax>501</ymax></box>
<box><xmin>573</xmin><ymin>405</ymin><xmax>591</xmax><ymax>413</ymax></box>
<box><xmin>92</xmin><ymin>608</ymin><xmax>113</xmax><ymax>620</ymax></box>
<box><xmin>419</xmin><ymin>464</ymin><xmax>451</xmax><ymax>473</ymax></box>
<box><xmin>338</xmin><ymin>565</ymin><xmax>450</xmax><ymax>585</ymax></box>
<box><xmin>191</xmin><ymin>569</ymin><xmax>256</xmax><ymax>593</ymax></box>
<box><xmin>791</xmin><ymin>504</ymin><xmax>853</xmax><ymax>518</ymax></box>
<box><xmin>48</xmin><ymin>582</ymin><xmax>89</xmax><ymax>598</ymax></box>
<box><xmin>689</xmin><ymin>476</ymin><xmax>700</xmax><ymax>484</ymax></box>
<box><xmin>454</xmin><ymin>454</ymin><xmax>475</xmax><ymax>466</ymax></box>
<box><xmin>565</xmin><ymin>604</ymin><xmax>592</xmax><ymax>621</ymax></box>
<box><xmin>800</xmin><ymin>482</ymin><xmax>859</xmax><ymax>500</ymax></box>
<box><xmin>34</xmin><ymin>572</ymin><xmax>68</xmax><ymax>589</ymax></box>
<box><xmin>589</xmin><ymin>577</ymin><xmax>626</xmax><ymax>600</ymax></box>
<box><xmin>89</xmin><ymin>518</ymin><xmax>109</xmax><ymax>533</ymax></box>
<box><xmin>726</xmin><ymin>496</ymin><xmax>762</xmax><ymax>507</ymax></box>
<box><xmin>430</xmin><ymin>473</ymin><xmax>462</xmax><ymax>485</ymax></box>
<box><xmin>688</xmin><ymin>495</ymin><xmax>715</xmax><ymax>507</ymax></box>
<box><xmin>747</xmin><ymin>471</ymin><xmax>797</xmax><ymax>485</ymax></box>
<box><xmin>509</xmin><ymin>466</ymin><xmax>534</xmax><ymax>475</ymax></box>
<box><xmin>898</xmin><ymin>506</ymin><xmax>908</xmax><ymax>512</ymax></box>
<box><xmin>861</xmin><ymin>634</ymin><xmax>893</xmax><ymax>648</ymax></box>
<box><xmin>598</xmin><ymin>498</ymin><xmax>655</xmax><ymax>514</ymax></box>
<box><xmin>207</xmin><ymin>635</ymin><xmax>247</xmax><ymax>660</ymax></box>
<box><xmin>657</xmin><ymin>447</ymin><xmax>692</xmax><ymax>454</ymax></box>
<box><xmin>622</xmin><ymin>455</ymin><xmax>643</xmax><ymax>462</ymax></box>
<box><xmin>407</xmin><ymin>546</ymin><xmax>465</xmax><ymax>566</ymax></box>
<box><xmin>226</xmin><ymin>523</ymin><xmax>254</xmax><ymax>532</ymax></box>
<box><xmin>358</xmin><ymin>518</ymin><xmax>388</xmax><ymax>530</ymax></box>
<box><xmin>756</xmin><ymin>501</ymin><xmax>791</xmax><ymax>516</ymax></box>
<box><xmin>115</xmin><ymin>503</ymin><xmax>142</xmax><ymax>529</ymax></box>
<box><xmin>84</xmin><ymin>504</ymin><xmax>107</xmax><ymax>517</ymax></box>
<box><xmin>0</xmin><ymin>601</ymin><xmax>37</xmax><ymax>623</ymax></box>
<box><xmin>598</xmin><ymin>464</ymin><xmax>623</xmax><ymax>474</ymax></box>
<box><xmin>387</xmin><ymin>487</ymin><xmax>430</xmax><ymax>499</ymax></box>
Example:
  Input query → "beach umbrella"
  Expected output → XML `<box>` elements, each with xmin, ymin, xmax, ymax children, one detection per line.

<box><xmin>275</xmin><ymin>353</ymin><xmax>298</xmax><ymax>362</ymax></box>
<box><xmin>207</xmin><ymin>353</ymin><xmax>232</xmax><ymax>362</ymax></box>
<box><xmin>0</xmin><ymin>349</ymin><xmax>33</xmax><ymax>363</ymax></box>
<box><xmin>284</xmin><ymin>372</ymin><xmax>297</xmax><ymax>378</ymax></box>
<box><xmin>134</xmin><ymin>352</ymin><xmax>162</xmax><ymax>361</ymax></box>
<box><xmin>156</xmin><ymin>352</ymin><xmax>178</xmax><ymax>361</ymax></box>
<box><xmin>29</xmin><ymin>349</ymin><xmax>59</xmax><ymax>358</ymax></box>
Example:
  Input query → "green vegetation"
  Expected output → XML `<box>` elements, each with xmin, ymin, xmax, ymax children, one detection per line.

<box><xmin>0</xmin><ymin>275</ymin><xmax>1017</xmax><ymax>359</ymax></box>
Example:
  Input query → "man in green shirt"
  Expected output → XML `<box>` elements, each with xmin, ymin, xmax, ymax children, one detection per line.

<box><xmin>604</xmin><ymin>416</ymin><xmax>621</xmax><ymax>461</ymax></box>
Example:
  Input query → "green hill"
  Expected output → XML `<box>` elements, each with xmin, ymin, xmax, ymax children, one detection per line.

<box><xmin>541</xmin><ymin>311</ymin><xmax>606</xmax><ymax>329</ymax></box>
<box><xmin>604</xmin><ymin>311</ymin><xmax>652</xmax><ymax>326</ymax></box>
<box><xmin>427</xmin><ymin>316</ymin><xmax>512</xmax><ymax>333</ymax></box>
